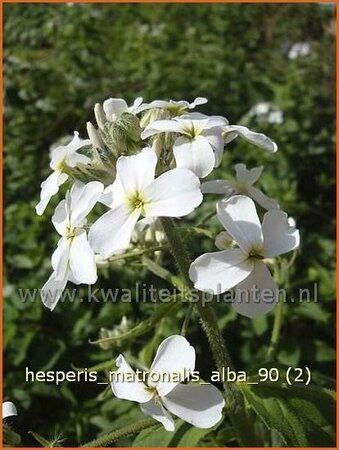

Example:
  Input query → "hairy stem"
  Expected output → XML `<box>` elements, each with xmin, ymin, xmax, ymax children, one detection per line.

<box><xmin>160</xmin><ymin>217</ymin><xmax>255</xmax><ymax>446</ymax></box>
<box><xmin>82</xmin><ymin>418</ymin><xmax>156</xmax><ymax>447</ymax></box>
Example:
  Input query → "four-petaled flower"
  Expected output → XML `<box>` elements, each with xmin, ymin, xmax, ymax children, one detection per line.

<box><xmin>141</xmin><ymin>112</ymin><xmax>228</xmax><ymax>178</ymax></box>
<box><xmin>189</xmin><ymin>195</ymin><xmax>299</xmax><ymax>317</ymax></box>
<box><xmin>36</xmin><ymin>132</ymin><xmax>91</xmax><ymax>215</ymax></box>
<box><xmin>111</xmin><ymin>335</ymin><xmax>225</xmax><ymax>431</ymax></box>
<box><xmin>202</xmin><ymin>163</ymin><xmax>279</xmax><ymax>210</ymax></box>
<box><xmin>41</xmin><ymin>181</ymin><xmax>104</xmax><ymax>310</ymax></box>
<box><xmin>89</xmin><ymin>148</ymin><xmax>202</xmax><ymax>258</ymax></box>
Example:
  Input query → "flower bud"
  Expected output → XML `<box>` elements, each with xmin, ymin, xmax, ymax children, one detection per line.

<box><xmin>94</xmin><ymin>103</ymin><xmax>106</xmax><ymax>129</ymax></box>
<box><xmin>102</xmin><ymin>112</ymin><xmax>142</xmax><ymax>156</ymax></box>
<box><xmin>140</xmin><ymin>107</ymin><xmax>168</xmax><ymax>128</ymax></box>
<box><xmin>86</xmin><ymin>121</ymin><xmax>105</xmax><ymax>150</ymax></box>
<box><xmin>215</xmin><ymin>231</ymin><xmax>234</xmax><ymax>250</ymax></box>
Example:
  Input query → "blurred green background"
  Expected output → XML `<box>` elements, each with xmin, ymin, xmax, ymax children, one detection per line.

<box><xmin>3</xmin><ymin>3</ymin><xmax>335</xmax><ymax>447</ymax></box>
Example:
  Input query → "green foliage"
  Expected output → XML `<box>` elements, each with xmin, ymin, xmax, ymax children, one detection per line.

<box><xmin>3</xmin><ymin>3</ymin><xmax>335</xmax><ymax>447</ymax></box>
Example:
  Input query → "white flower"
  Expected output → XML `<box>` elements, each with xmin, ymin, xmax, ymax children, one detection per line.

<box><xmin>111</xmin><ymin>335</ymin><xmax>225</xmax><ymax>431</ymax></box>
<box><xmin>2</xmin><ymin>402</ymin><xmax>17</xmax><ymax>419</ymax></box>
<box><xmin>102</xmin><ymin>97</ymin><xmax>144</xmax><ymax>122</ymax></box>
<box><xmin>36</xmin><ymin>132</ymin><xmax>91</xmax><ymax>215</ymax></box>
<box><xmin>141</xmin><ymin>113</ymin><xmax>228</xmax><ymax>178</ymax></box>
<box><xmin>223</xmin><ymin>125</ymin><xmax>277</xmax><ymax>152</ymax></box>
<box><xmin>248</xmin><ymin>102</ymin><xmax>284</xmax><ymax>124</ymax></box>
<box><xmin>288</xmin><ymin>42</ymin><xmax>311</xmax><ymax>60</ymax></box>
<box><xmin>202</xmin><ymin>163</ymin><xmax>279</xmax><ymax>210</ymax></box>
<box><xmin>138</xmin><ymin>97</ymin><xmax>207</xmax><ymax>114</ymax></box>
<box><xmin>89</xmin><ymin>148</ymin><xmax>202</xmax><ymax>258</ymax></box>
<box><xmin>189</xmin><ymin>195</ymin><xmax>299</xmax><ymax>318</ymax></box>
<box><xmin>41</xmin><ymin>181</ymin><xmax>104</xmax><ymax>311</ymax></box>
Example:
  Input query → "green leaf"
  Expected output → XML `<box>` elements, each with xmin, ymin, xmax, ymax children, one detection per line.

<box><xmin>239</xmin><ymin>365</ymin><xmax>336</xmax><ymax>447</ymax></box>
<box><xmin>132</xmin><ymin>423</ymin><xmax>176</xmax><ymax>447</ymax></box>
<box><xmin>132</xmin><ymin>420</ymin><xmax>216</xmax><ymax>447</ymax></box>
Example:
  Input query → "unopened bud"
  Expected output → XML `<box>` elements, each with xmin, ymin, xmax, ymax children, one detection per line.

<box><xmin>140</xmin><ymin>107</ymin><xmax>168</xmax><ymax>128</ymax></box>
<box><xmin>94</xmin><ymin>103</ymin><xmax>106</xmax><ymax>129</ymax></box>
<box><xmin>86</xmin><ymin>121</ymin><xmax>105</xmax><ymax>150</ymax></box>
<box><xmin>215</xmin><ymin>231</ymin><xmax>234</xmax><ymax>250</ymax></box>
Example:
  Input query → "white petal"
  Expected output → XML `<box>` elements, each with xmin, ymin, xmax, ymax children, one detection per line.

<box><xmin>41</xmin><ymin>271</ymin><xmax>68</xmax><ymax>311</ymax></box>
<box><xmin>115</xmin><ymin>148</ymin><xmax>157</xmax><ymax>196</ymax></box>
<box><xmin>140</xmin><ymin>400</ymin><xmax>175</xmax><ymax>431</ymax></box>
<box><xmin>52</xmin><ymin>199</ymin><xmax>69</xmax><ymax>235</ymax></box>
<box><xmin>69</xmin><ymin>231</ymin><xmax>97</xmax><ymax>284</ymax></box>
<box><xmin>188</xmin><ymin>97</ymin><xmax>208</xmax><ymax>108</ymax></box>
<box><xmin>162</xmin><ymin>383</ymin><xmax>224</xmax><ymax>429</ymax></box>
<box><xmin>224</xmin><ymin>125</ymin><xmax>277</xmax><ymax>152</ymax></box>
<box><xmin>203</xmin><ymin>130</ymin><xmax>225</xmax><ymax>167</ymax></box>
<box><xmin>103</xmin><ymin>98</ymin><xmax>128</xmax><ymax>120</ymax></box>
<box><xmin>70</xmin><ymin>181</ymin><xmax>104</xmax><ymax>226</ymax></box>
<box><xmin>233</xmin><ymin>261</ymin><xmax>278</xmax><ymax>317</ymax></box>
<box><xmin>217</xmin><ymin>196</ymin><xmax>263</xmax><ymax>255</ymax></box>
<box><xmin>235</xmin><ymin>163</ymin><xmax>263</xmax><ymax>185</ymax></box>
<box><xmin>201</xmin><ymin>180</ymin><xmax>235</xmax><ymax>195</ymax></box>
<box><xmin>189</xmin><ymin>248</ymin><xmax>254</xmax><ymax>295</ymax></box>
<box><xmin>51</xmin><ymin>237</ymin><xmax>71</xmax><ymax>281</ymax></box>
<box><xmin>36</xmin><ymin>171</ymin><xmax>69</xmax><ymax>215</ymax></box>
<box><xmin>144</xmin><ymin>168</ymin><xmax>202</xmax><ymax>218</ymax></box>
<box><xmin>2</xmin><ymin>402</ymin><xmax>17</xmax><ymax>419</ymax></box>
<box><xmin>173</xmin><ymin>136</ymin><xmax>215</xmax><ymax>178</ymax></box>
<box><xmin>111</xmin><ymin>354</ymin><xmax>152</xmax><ymax>403</ymax></box>
<box><xmin>261</xmin><ymin>209</ymin><xmax>300</xmax><ymax>257</ymax></box>
<box><xmin>141</xmin><ymin>120</ymin><xmax>184</xmax><ymax>139</ymax></box>
<box><xmin>130</xmin><ymin>96</ymin><xmax>144</xmax><ymax>114</ymax></box>
<box><xmin>149</xmin><ymin>335</ymin><xmax>196</xmax><ymax>397</ymax></box>
<box><xmin>248</xmin><ymin>186</ymin><xmax>280</xmax><ymax>211</ymax></box>
<box><xmin>89</xmin><ymin>204</ymin><xmax>140</xmax><ymax>258</ymax></box>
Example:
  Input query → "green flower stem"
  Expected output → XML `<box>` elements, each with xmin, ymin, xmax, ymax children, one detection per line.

<box><xmin>180</xmin><ymin>303</ymin><xmax>194</xmax><ymax>336</ymax></box>
<box><xmin>266</xmin><ymin>296</ymin><xmax>285</xmax><ymax>361</ymax></box>
<box><xmin>160</xmin><ymin>218</ymin><xmax>254</xmax><ymax>446</ymax></box>
<box><xmin>82</xmin><ymin>418</ymin><xmax>156</xmax><ymax>447</ymax></box>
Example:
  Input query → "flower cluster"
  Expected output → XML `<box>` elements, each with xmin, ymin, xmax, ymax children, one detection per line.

<box><xmin>36</xmin><ymin>96</ymin><xmax>300</xmax><ymax>430</ymax></box>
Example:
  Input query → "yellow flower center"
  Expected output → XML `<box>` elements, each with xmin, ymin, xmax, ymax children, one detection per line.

<box><xmin>128</xmin><ymin>192</ymin><xmax>148</xmax><ymax>214</ymax></box>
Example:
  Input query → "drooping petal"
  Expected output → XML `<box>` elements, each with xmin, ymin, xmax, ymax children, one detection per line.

<box><xmin>52</xmin><ymin>199</ymin><xmax>69</xmax><ymax>235</ymax></box>
<box><xmin>162</xmin><ymin>383</ymin><xmax>224</xmax><ymax>429</ymax></box>
<box><xmin>233</xmin><ymin>261</ymin><xmax>278</xmax><ymax>317</ymax></box>
<box><xmin>70</xmin><ymin>181</ymin><xmax>104</xmax><ymax>227</ymax></box>
<box><xmin>111</xmin><ymin>354</ymin><xmax>152</xmax><ymax>403</ymax></box>
<box><xmin>173</xmin><ymin>136</ymin><xmax>215</xmax><ymax>178</ymax></box>
<box><xmin>141</xmin><ymin>120</ymin><xmax>184</xmax><ymax>139</ymax></box>
<box><xmin>189</xmin><ymin>248</ymin><xmax>254</xmax><ymax>295</ymax></box>
<box><xmin>140</xmin><ymin>400</ymin><xmax>175</xmax><ymax>431</ymax></box>
<box><xmin>51</xmin><ymin>236</ymin><xmax>71</xmax><ymax>281</ymax></box>
<box><xmin>115</xmin><ymin>148</ymin><xmax>157</xmax><ymax>196</ymax></box>
<box><xmin>69</xmin><ymin>231</ymin><xmax>97</xmax><ymax>284</ymax></box>
<box><xmin>103</xmin><ymin>98</ymin><xmax>128</xmax><ymax>120</ymax></box>
<box><xmin>89</xmin><ymin>204</ymin><xmax>141</xmax><ymax>258</ymax></box>
<box><xmin>248</xmin><ymin>186</ymin><xmax>280</xmax><ymax>211</ymax></box>
<box><xmin>2</xmin><ymin>402</ymin><xmax>17</xmax><ymax>419</ymax></box>
<box><xmin>201</xmin><ymin>180</ymin><xmax>235</xmax><ymax>195</ymax></box>
<box><xmin>235</xmin><ymin>163</ymin><xmax>263</xmax><ymax>186</ymax></box>
<box><xmin>261</xmin><ymin>209</ymin><xmax>300</xmax><ymax>258</ymax></box>
<box><xmin>143</xmin><ymin>168</ymin><xmax>202</xmax><ymax>218</ymax></box>
<box><xmin>149</xmin><ymin>335</ymin><xmax>196</xmax><ymax>397</ymax></box>
<box><xmin>36</xmin><ymin>171</ymin><xmax>69</xmax><ymax>215</ymax></box>
<box><xmin>41</xmin><ymin>271</ymin><xmax>68</xmax><ymax>311</ymax></box>
<box><xmin>217</xmin><ymin>196</ymin><xmax>263</xmax><ymax>255</ymax></box>
<box><xmin>223</xmin><ymin>125</ymin><xmax>277</xmax><ymax>152</ymax></box>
